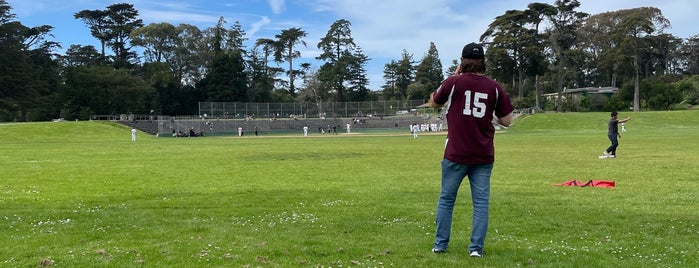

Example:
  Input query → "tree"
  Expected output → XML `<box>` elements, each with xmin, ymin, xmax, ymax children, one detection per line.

<box><xmin>344</xmin><ymin>48</ymin><xmax>370</xmax><ymax>101</ymax></box>
<box><xmin>317</xmin><ymin>19</ymin><xmax>357</xmax><ymax>101</ymax></box>
<box><xmin>545</xmin><ymin>0</ymin><xmax>588</xmax><ymax>112</ymax></box>
<box><xmin>482</xmin><ymin>9</ymin><xmax>534</xmax><ymax>99</ymax></box>
<box><xmin>681</xmin><ymin>35</ymin><xmax>699</xmax><ymax>75</ymax></box>
<box><xmin>61</xmin><ymin>66</ymin><xmax>152</xmax><ymax>118</ymax></box>
<box><xmin>0</xmin><ymin>0</ymin><xmax>60</xmax><ymax>121</ymax></box>
<box><xmin>196</xmin><ymin>51</ymin><xmax>249</xmax><ymax>102</ymax></box>
<box><xmin>248</xmin><ymin>39</ymin><xmax>279</xmax><ymax>102</ymax></box>
<box><xmin>274</xmin><ymin>27</ymin><xmax>307</xmax><ymax>96</ymax></box>
<box><xmin>130</xmin><ymin>22</ymin><xmax>177</xmax><ymax>63</ymax></box>
<box><xmin>412</xmin><ymin>42</ymin><xmax>443</xmax><ymax>100</ymax></box>
<box><xmin>75</xmin><ymin>3</ymin><xmax>144</xmax><ymax>68</ymax></box>
<box><xmin>61</xmin><ymin>45</ymin><xmax>102</xmax><ymax>67</ymax></box>
<box><xmin>394</xmin><ymin>50</ymin><xmax>415</xmax><ymax>100</ymax></box>
<box><xmin>74</xmin><ymin>8</ymin><xmax>110</xmax><ymax>61</ymax></box>
<box><xmin>612</xmin><ymin>7</ymin><xmax>670</xmax><ymax>111</ymax></box>
<box><xmin>381</xmin><ymin>60</ymin><xmax>399</xmax><ymax>100</ymax></box>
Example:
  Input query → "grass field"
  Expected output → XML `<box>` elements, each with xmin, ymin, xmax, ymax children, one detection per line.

<box><xmin>1</xmin><ymin>111</ymin><xmax>697</xmax><ymax>267</ymax></box>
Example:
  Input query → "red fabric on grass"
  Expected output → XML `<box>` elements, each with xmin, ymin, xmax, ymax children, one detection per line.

<box><xmin>554</xmin><ymin>180</ymin><xmax>615</xmax><ymax>188</ymax></box>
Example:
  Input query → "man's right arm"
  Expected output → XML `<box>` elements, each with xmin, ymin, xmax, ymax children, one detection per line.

<box><xmin>497</xmin><ymin>113</ymin><xmax>513</xmax><ymax>127</ymax></box>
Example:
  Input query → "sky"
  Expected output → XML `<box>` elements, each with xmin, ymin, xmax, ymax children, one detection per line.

<box><xmin>6</xmin><ymin>0</ymin><xmax>699</xmax><ymax>91</ymax></box>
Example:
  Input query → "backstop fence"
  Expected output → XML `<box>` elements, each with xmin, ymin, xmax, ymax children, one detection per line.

<box><xmin>94</xmin><ymin>100</ymin><xmax>445</xmax><ymax>137</ymax></box>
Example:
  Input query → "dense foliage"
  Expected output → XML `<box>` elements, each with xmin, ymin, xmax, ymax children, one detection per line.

<box><xmin>1</xmin><ymin>0</ymin><xmax>698</xmax><ymax>121</ymax></box>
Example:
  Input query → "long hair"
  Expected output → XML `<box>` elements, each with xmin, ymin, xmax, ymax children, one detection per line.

<box><xmin>459</xmin><ymin>58</ymin><xmax>486</xmax><ymax>74</ymax></box>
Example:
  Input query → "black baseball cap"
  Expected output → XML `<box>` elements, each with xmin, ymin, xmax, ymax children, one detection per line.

<box><xmin>611</xmin><ymin>111</ymin><xmax>618</xmax><ymax>116</ymax></box>
<box><xmin>462</xmin><ymin>42</ymin><xmax>485</xmax><ymax>59</ymax></box>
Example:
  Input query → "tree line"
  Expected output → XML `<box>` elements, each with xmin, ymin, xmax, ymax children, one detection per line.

<box><xmin>1</xmin><ymin>0</ymin><xmax>698</xmax><ymax>122</ymax></box>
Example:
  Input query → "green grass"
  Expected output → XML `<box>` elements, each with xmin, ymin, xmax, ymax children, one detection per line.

<box><xmin>1</xmin><ymin>110</ymin><xmax>697</xmax><ymax>267</ymax></box>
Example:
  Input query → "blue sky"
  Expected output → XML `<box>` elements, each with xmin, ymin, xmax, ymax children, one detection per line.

<box><xmin>6</xmin><ymin>0</ymin><xmax>698</xmax><ymax>90</ymax></box>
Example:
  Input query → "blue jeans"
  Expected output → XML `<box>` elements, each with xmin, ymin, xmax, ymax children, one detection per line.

<box><xmin>606</xmin><ymin>134</ymin><xmax>619</xmax><ymax>155</ymax></box>
<box><xmin>434</xmin><ymin>159</ymin><xmax>493</xmax><ymax>253</ymax></box>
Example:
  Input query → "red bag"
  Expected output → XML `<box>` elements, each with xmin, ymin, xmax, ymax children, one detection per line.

<box><xmin>554</xmin><ymin>180</ymin><xmax>615</xmax><ymax>188</ymax></box>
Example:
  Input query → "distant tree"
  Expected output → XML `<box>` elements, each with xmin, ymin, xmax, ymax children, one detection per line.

<box><xmin>545</xmin><ymin>0</ymin><xmax>588</xmax><ymax>112</ymax></box>
<box><xmin>196</xmin><ymin>51</ymin><xmax>249</xmax><ymax>102</ymax></box>
<box><xmin>412</xmin><ymin>42</ymin><xmax>443</xmax><ymax>100</ymax></box>
<box><xmin>61</xmin><ymin>45</ymin><xmax>102</xmax><ymax>67</ymax></box>
<box><xmin>274</xmin><ymin>27</ymin><xmax>307</xmax><ymax>96</ymax></box>
<box><xmin>317</xmin><ymin>19</ymin><xmax>357</xmax><ymax>101</ymax></box>
<box><xmin>612</xmin><ymin>7</ymin><xmax>670</xmax><ymax>111</ymax></box>
<box><xmin>681</xmin><ymin>35</ymin><xmax>699</xmax><ymax>75</ymax></box>
<box><xmin>394</xmin><ymin>50</ymin><xmax>416</xmax><ymax>100</ymax></box>
<box><xmin>381</xmin><ymin>60</ymin><xmax>399</xmax><ymax>100</ymax></box>
<box><xmin>0</xmin><ymin>0</ymin><xmax>60</xmax><ymax>121</ymax></box>
<box><xmin>75</xmin><ymin>3</ymin><xmax>144</xmax><ymax>68</ymax></box>
<box><xmin>130</xmin><ymin>22</ymin><xmax>177</xmax><ymax>63</ymax></box>
<box><xmin>61</xmin><ymin>66</ymin><xmax>152</xmax><ymax>118</ymax></box>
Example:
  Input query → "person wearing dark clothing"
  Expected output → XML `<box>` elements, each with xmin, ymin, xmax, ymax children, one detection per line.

<box><xmin>604</xmin><ymin>111</ymin><xmax>631</xmax><ymax>158</ymax></box>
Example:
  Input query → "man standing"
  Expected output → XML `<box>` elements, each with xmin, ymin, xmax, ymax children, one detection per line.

<box><xmin>428</xmin><ymin>42</ymin><xmax>514</xmax><ymax>257</ymax></box>
<box><xmin>303</xmin><ymin>125</ymin><xmax>309</xmax><ymax>136</ymax></box>
<box><xmin>131</xmin><ymin>127</ymin><xmax>137</xmax><ymax>142</ymax></box>
<box><xmin>603</xmin><ymin>111</ymin><xmax>631</xmax><ymax>158</ymax></box>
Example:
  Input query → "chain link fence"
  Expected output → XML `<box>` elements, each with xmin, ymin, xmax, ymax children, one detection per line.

<box><xmin>196</xmin><ymin>100</ymin><xmax>427</xmax><ymax>119</ymax></box>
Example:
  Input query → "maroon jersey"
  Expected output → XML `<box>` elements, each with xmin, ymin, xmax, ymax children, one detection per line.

<box><xmin>432</xmin><ymin>73</ymin><xmax>514</xmax><ymax>164</ymax></box>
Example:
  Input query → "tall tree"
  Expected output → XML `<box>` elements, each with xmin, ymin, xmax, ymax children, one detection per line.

<box><xmin>414</xmin><ymin>42</ymin><xmax>444</xmax><ymax>89</ymax></box>
<box><xmin>612</xmin><ymin>7</ymin><xmax>670</xmax><ymax>111</ymax></box>
<box><xmin>0</xmin><ymin>0</ymin><xmax>60</xmax><ymax>121</ymax></box>
<box><xmin>546</xmin><ymin>0</ymin><xmax>588</xmax><ymax>112</ymax></box>
<box><xmin>482</xmin><ymin>9</ymin><xmax>533</xmax><ymax>99</ymax></box>
<box><xmin>394</xmin><ymin>50</ymin><xmax>415</xmax><ymax>100</ymax></box>
<box><xmin>196</xmin><ymin>51</ymin><xmax>249</xmax><ymax>102</ymax></box>
<box><xmin>274</xmin><ymin>27</ymin><xmax>307</xmax><ymax>96</ymax></box>
<box><xmin>316</xmin><ymin>19</ymin><xmax>369</xmax><ymax>101</ymax></box>
<box><xmin>130</xmin><ymin>22</ymin><xmax>177</xmax><ymax>63</ymax></box>
<box><xmin>412</xmin><ymin>42</ymin><xmax>443</xmax><ymax>100</ymax></box>
<box><xmin>681</xmin><ymin>35</ymin><xmax>699</xmax><ymax>75</ymax></box>
<box><xmin>381</xmin><ymin>60</ymin><xmax>399</xmax><ymax>100</ymax></box>
<box><xmin>525</xmin><ymin>2</ymin><xmax>557</xmax><ymax>111</ymax></box>
<box><xmin>75</xmin><ymin>3</ymin><xmax>143</xmax><ymax>68</ymax></box>
<box><xmin>105</xmin><ymin>3</ymin><xmax>143</xmax><ymax>68</ymax></box>
<box><xmin>317</xmin><ymin>19</ymin><xmax>354</xmax><ymax>101</ymax></box>
<box><xmin>74</xmin><ymin>8</ymin><xmax>110</xmax><ymax>61</ymax></box>
<box><xmin>248</xmin><ymin>38</ymin><xmax>280</xmax><ymax>102</ymax></box>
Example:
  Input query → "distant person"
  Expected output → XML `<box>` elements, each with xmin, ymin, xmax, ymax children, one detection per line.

<box><xmin>131</xmin><ymin>127</ymin><xmax>137</xmax><ymax>142</ymax></box>
<box><xmin>346</xmin><ymin>122</ymin><xmax>351</xmax><ymax>134</ymax></box>
<box><xmin>332</xmin><ymin>124</ymin><xmax>337</xmax><ymax>134</ymax></box>
<box><xmin>621</xmin><ymin>122</ymin><xmax>627</xmax><ymax>133</ymax></box>
<box><xmin>603</xmin><ymin>111</ymin><xmax>631</xmax><ymax>158</ymax></box>
<box><xmin>428</xmin><ymin>42</ymin><xmax>514</xmax><ymax>257</ymax></box>
<box><xmin>412</xmin><ymin>124</ymin><xmax>420</xmax><ymax>138</ymax></box>
<box><xmin>238</xmin><ymin>126</ymin><xmax>244</xmax><ymax>137</ymax></box>
<box><xmin>303</xmin><ymin>125</ymin><xmax>309</xmax><ymax>136</ymax></box>
<box><xmin>254</xmin><ymin>126</ymin><xmax>259</xmax><ymax>136</ymax></box>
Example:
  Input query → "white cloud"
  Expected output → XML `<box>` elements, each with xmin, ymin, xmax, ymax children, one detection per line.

<box><xmin>268</xmin><ymin>0</ymin><xmax>285</xmax><ymax>14</ymax></box>
<box><xmin>248</xmin><ymin>16</ymin><xmax>272</xmax><ymax>39</ymax></box>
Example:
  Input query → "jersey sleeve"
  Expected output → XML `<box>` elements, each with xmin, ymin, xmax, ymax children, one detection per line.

<box><xmin>494</xmin><ymin>86</ymin><xmax>514</xmax><ymax>118</ymax></box>
<box><xmin>433</xmin><ymin>77</ymin><xmax>456</xmax><ymax>105</ymax></box>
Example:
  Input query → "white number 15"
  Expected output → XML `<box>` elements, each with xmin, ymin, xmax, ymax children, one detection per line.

<box><xmin>462</xmin><ymin>90</ymin><xmax>487</xmax><ymax>118</ymax></box>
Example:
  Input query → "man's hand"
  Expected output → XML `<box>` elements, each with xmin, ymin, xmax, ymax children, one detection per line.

<box><xmin>427</xmin><ymin>92</ymin><xmax>442</xmax><ymax>108</ymax></box>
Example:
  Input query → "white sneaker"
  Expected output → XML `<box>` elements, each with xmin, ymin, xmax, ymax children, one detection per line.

<box><xmin>469</xmin><ymin>251</ymin><xmax>482</xmax><ymax>258</ymax></box>
<box><xmin>603</xmin><ymin>151</ymin><xmax>610</xmax><ymax>156</ymax></box>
